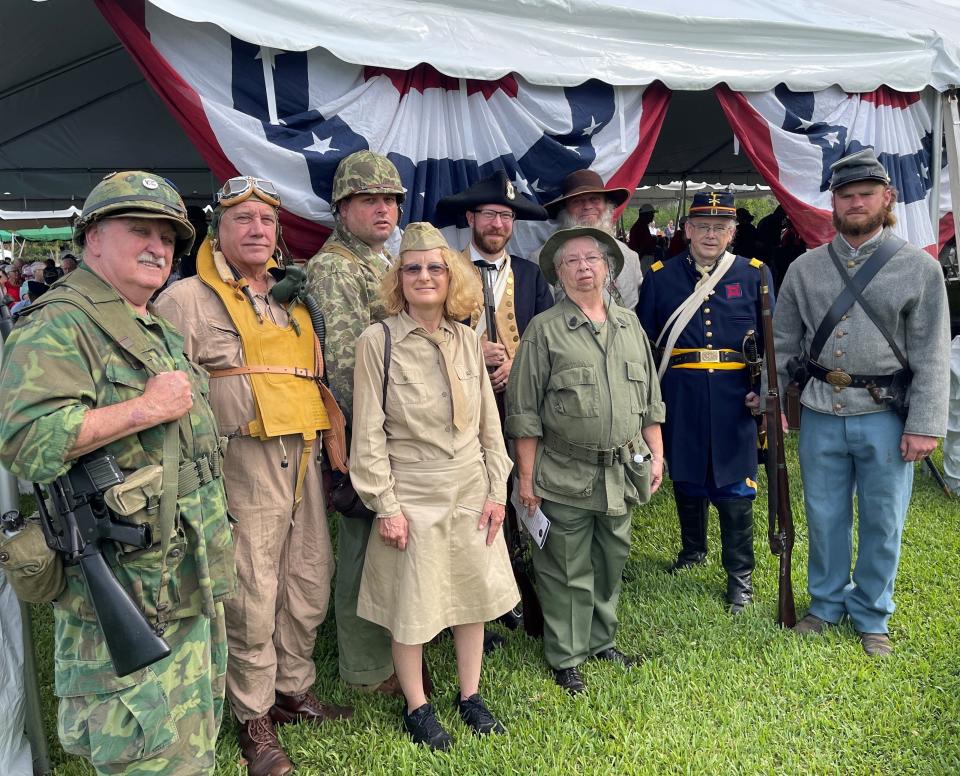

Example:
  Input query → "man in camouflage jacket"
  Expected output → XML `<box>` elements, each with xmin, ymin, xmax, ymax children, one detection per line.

<box><xmin>304</xmin><ymin>150</ymin><xmax>408</xmax><ymax>693</ymax></box>
<box><xmin>0</xmin><ymin>172</ymin><xmax>235</xmax><ymax>775</ymax></box>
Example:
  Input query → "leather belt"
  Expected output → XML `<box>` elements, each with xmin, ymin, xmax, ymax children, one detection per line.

<box><xmin>806</xmin><ymin>360</ymin><xmax>898</xmax><ymax>389</ymax></box>
<box><xmin>208</xmin><ymin>365</ymin><xmax>317</xmax><ymax>379</ymax></box>
<box><xmin>669</xmin><ymin>348</ymin><xmax>745</xmax><ymax>367</ymax></box>
<box><xmin>542</xmin><ymin>428</ymin><xmax>646</xmax><ymax>467</ymax></box>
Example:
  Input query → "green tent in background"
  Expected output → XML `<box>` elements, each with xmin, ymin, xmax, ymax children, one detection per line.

<box><xmin>0</xmin><ymin>225</ymin><xmax>73</xmax><ymax>242</ymax></box>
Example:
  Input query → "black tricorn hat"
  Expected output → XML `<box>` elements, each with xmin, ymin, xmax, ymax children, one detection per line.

<box><xmin>433</xmin><ymin>170</ymin><xmax>548</xmax><ymax>228</ymax></box>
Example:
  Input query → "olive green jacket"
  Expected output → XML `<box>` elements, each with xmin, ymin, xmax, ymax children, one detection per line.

<box><xmin>505</xmin><ymin>298</ymin><xmax>665</xmax><ymax>515</ymax></box>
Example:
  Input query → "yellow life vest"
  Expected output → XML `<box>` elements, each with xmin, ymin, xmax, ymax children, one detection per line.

<box><xmin>196</xmin><ymin>238</ymin><xmax>329</xmax><ymax>441</ymax></box>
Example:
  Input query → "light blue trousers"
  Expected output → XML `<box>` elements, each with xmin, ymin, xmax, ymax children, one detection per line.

<box><xmin>798</xmin><ymin>408</ymin><xmax>914</xmax><ymax>634</ymax></box>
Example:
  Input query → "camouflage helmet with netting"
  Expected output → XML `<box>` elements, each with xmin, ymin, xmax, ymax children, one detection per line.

<box><xmin>331</xmin><ymin>150</ymin><xmax>406</xmax><ymax>206</ymax></box>
<box><xmin>75</xmin><ymin>171</ymin><xmax>196</xmax><ymax>258</ymax></box>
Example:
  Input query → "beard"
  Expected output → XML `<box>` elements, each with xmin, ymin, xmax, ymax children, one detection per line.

<box><xmin>558</xmin><ymin>202</ymin><xmax>616</xmax><ymax>235</ymax></box>
<box><xmin>832</xmin><ymin>208</ymin><xmax>886</xmax><ymax>238</ymax></box>
<box><xmin>473</xmin><ymin>226</ymin><xmax>510</xmax><ymax>255</ymax></box>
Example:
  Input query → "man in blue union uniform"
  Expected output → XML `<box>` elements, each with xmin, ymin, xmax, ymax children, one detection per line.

<box><xmin>636</xmin><ymin>191</ymin><xmax>771</xmax><ymax>613</ymax></box>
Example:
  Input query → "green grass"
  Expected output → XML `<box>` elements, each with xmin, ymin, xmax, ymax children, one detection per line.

<box><xmin>27</xmin><ymin>438</ymin><xmax>960</xmax><ymax>775</ymax></box>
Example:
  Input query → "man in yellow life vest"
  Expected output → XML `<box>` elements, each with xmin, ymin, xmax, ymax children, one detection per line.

<box><xmin>156</xmin><ymin>176</ymin><xmax>351</xmax><ymax>776</ymax></box>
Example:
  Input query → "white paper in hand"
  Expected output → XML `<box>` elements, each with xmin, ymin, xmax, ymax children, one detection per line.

<box><xmin>510</xmin><ymin>483</ymin><xmax>551</xmax><ymax>549</ymax></box>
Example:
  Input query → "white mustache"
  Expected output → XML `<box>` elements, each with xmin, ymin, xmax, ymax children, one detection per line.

<box><xmin>137</xmin><ymin>252</ymin><xmax>166</xmax><ymax>270</ymax></box>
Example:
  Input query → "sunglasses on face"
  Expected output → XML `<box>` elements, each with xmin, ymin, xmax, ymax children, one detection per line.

<box><xmin>400</xmin><ymin>262</ymin><xmax>449</xmax><ymax>277</ymax></box>
<box><xmin>217</xmin><ymin>176</ymin><xmax>281</xmax><ymax>208</ymax></box>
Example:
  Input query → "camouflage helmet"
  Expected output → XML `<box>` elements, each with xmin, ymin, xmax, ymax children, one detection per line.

<box><xmin>331</xmin><ymin>150</ymin><xmax>406</xmax><ymax>206</ymax></box>
<box><xmin>75</xmin><ymin>171</ymin><xmax>196</xmax><ymax>258</ymax></box>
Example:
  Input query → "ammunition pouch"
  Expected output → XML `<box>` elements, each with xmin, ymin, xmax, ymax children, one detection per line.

<box><xmin>0</xmin><ymin>518</ymin><xmax>65</xmax><ymax>603</ymax></box>
<box><xmin>869</xmin><ymin>367</ymin><xmax>912</xmax><ymax>421</ymax></box>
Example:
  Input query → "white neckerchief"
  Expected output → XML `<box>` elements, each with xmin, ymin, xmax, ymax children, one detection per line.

<box><xmin>655</xmin><ymin>250</ymin><xmax>736</xmax><ymax>379</ymax></box>
<box><xmin>470</xmin><ymin>244</ymin><xmax>511</xmax><ymax>338</ymax></box>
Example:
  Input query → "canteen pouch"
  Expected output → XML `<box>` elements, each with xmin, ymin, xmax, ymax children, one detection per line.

<box><xmin>0</xmin><ymin>518</ymin><xmax>66</xmax><ymax>603</ymax></box>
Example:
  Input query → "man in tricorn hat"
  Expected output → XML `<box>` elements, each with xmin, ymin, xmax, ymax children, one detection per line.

<box><xmin>636</xmin><ymin>190</ymin><xmax>770</xmax><ymax>614</ymax></box>
<box><xmin>539</xmin><ymin>169</ymin><xmax>644</xmax><ymax>310</ymax></box>
<box><xmin>774</xmin><ymin>148</ymin><xmax>949</xmax><ymax>656</ymax></box>
<box><xmin>434</xmin><ymin>170</ymin><xmax>554</xmax><ymax>396</ymax></box>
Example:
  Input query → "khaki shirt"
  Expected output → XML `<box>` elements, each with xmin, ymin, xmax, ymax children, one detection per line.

<box><xmin>349</xmin><ymin>311</ymin><xmax>512</xmax><ymax>517</ymax></box>
<box><xmin>505</xmin><ymin>298</ymin><xmax>666</xmax><ymax>515</ymax></box>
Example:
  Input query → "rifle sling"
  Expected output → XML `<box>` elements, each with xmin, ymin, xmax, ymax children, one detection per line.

<box><xmin>809</xmin><ymin>236</ymin><xmax>904</xmax><ymax>362</ymax></box>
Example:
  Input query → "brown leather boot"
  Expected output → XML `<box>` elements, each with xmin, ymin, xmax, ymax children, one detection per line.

<box><xmin>370</xmin><ymin>659</ymin><xmax>434</xmax><ymax>698</ymax></box>
<box><xmin>238</xmin><ymin>714</ymin><xmax>293</xmax><ymax>776</ymax></box>
<box><xmin>270</xmin><ymin>690</ymin><xmax>354</xmax><ymax>726</ymax></box>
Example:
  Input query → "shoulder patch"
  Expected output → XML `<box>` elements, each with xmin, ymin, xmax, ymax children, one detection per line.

<box><xmin>651</xmin><ymin>260</ymin><xmax>664</xmax><ymax>272</ymax></box>
<box><xmin>749</xmin><ymin>258</ymin><xmax>764</xmax><ymax>269</ymax></box>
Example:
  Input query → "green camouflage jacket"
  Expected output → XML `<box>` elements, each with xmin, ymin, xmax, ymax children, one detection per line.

<box><xmin>305</xmin><ymin>224</ymin><xmax>392</xmax><ymax>413</ymax></box>
<box><xmin>0</xmin><ymin>266</ymin><xmax>235</xmax><ymax>623</ymax></box>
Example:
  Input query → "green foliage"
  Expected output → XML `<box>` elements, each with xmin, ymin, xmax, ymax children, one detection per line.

<box><xmin>734</xmin><ymin>197</ymin><xmax>777</xmax><ymax>224</ymax></box>
<box><xmin>28</xmin><ymin>440</ymin><xmax>960</xmax><ymax>775</ymax></box>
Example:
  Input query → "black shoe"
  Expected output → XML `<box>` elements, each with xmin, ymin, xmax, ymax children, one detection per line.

<box><xmin>593</xmin><ymin>647</ymin><xmax>641</xmax><ymax>668</ymax></box>
<box><xmin>402</xmin><ymin>703</ymin><xmax>452</xmax><ymax>751</ymax></box>
<box><xmin>497</xmin><ymin>607</ymin><xmax>523</xmax><ymax>631</ymax></box>
<box><xmin>666</xmin><ymin>552</ymin><xmax>707</xmax><ymax>574</ymax></box>
<box><xmin>482</xmin><ymin>628</ymin><xmax>507</xmax><ymax>654</ymax></box>
<box><xmin>455</xmin><ymin>693</ymin><xmax>506</xmax><ymax>735</ymax></box>
<box><xmin>552</xmin><ymin>667</ymin><xmax>586</xmax><ymax>695</ymax></box>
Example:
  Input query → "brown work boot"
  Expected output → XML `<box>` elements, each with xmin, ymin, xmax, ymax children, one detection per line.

<box><xmin>238</xmin><ymin>714</ymin><xmax>293</xmax><ymax>776</ymax></box>
<box><xmin>792</xmin><ymin>613</ymin><xmax>831</xmax><ymax>635</ymax></box>
<box><xmin>270</xmin><ymin>690</ymin><xmax>354</xmax><ymax>726</ymax></box>
<box><xmin>858</xmin><ymin>632</ymin><xmax>893</xmax><ymax>658</ymax></box>
<box><xmin>362</xmin><ymin>659</ymin><xmax>434</xmax><ymax>698</ymax></box>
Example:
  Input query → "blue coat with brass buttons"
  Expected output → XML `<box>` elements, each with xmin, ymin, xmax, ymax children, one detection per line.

<box><xmin>635</xmin><ymin>251</ymin><xmax>771</xmax><ymax>488</ymax></box>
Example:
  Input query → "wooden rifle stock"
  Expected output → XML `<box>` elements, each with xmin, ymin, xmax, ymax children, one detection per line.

<box><xmin>479</xmin><ymin>265</ymin><xmax>544</xmax><ymax>637</ymax></box>
<box><xmin>760</xmin><ymin>274</ymin><xmax>797</xmax><ymax>628</ymax></box>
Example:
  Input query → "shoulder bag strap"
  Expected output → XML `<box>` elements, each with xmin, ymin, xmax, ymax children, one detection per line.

<box><xmin>809</xmin><ymin>236</ymin><xmax>905</xmax><ymax>362</ymax></box>
<box><xmin>825</xmin><ymin>239</ymin><xmax>909</xmax><ymax>369</ymax></box>
<box><xmin>379</xmin><ymin>320</ymin><xmax>391</xmax><ymax>412</ymax></box>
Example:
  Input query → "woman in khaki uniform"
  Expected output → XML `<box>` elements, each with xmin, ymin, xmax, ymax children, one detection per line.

<box><xmin>350</xmin><ymin>223</ymin><xmax>519</xmax><ymax>750</ymax></box>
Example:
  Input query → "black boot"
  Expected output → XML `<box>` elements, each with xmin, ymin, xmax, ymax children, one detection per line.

<box><xmin>666</xmin><ymin>486</ymin><xmax>708</xmax><ymax>573</ymax></box>
<box><xmin>717</xmin><ymin>498</ymin><xmax>755</xmax><ymax>613</ymax></box>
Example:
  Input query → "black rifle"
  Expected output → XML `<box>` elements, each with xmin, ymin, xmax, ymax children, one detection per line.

<box><xmin>35</xmin><ymin>453</ymin><xmax>171</xmax><ymax>676</ymax></box>
<box><xmin>478</xmin><ymin>263</ymin><xmax>544</xmax><ymax>638</ymax></box>
<box><xmin>759</xmin><ymin>272</ymin><xmax>797</xmax><ymax>627</ymax></box>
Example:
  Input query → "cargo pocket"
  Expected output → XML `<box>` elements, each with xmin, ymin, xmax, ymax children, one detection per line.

<box><xmin>626</xmin><ymin>361</ymin><xmax>649</xmax><ymax>414</ymax></box>
<box><xmin>56</xmin><ymin>660</ymin><xmax>178</xmax><ymax>767</ymax></box>
<box><xmin>546</xmin><ymin>366</ymin><xmax>599</xmax><ymax>418</ymax></box>
<box><xmin>535</xmin><ymin>444</ymin><xmax>598</xmax><ymax>497</ymax></box>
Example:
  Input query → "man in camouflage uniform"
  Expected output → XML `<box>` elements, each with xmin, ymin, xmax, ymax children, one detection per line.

<box><xmin>157</xmin><ymin>176</ymin><xmax>351</xmax><ymax>776</ymax></box>
<box><xmin>304</xmin><ymin>150</ymin><xmax>410</xmax><ymax>693</ymax></box>
<box><xmin>0</xmin><ymin>171</ymin><xmax>236</xmax><ymax>775</ymax></box>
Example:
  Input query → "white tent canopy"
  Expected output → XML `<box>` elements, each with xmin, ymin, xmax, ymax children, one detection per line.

<box><xmin>152</xmin><ymin>0</ymin><xmax>960</xmax><ymax>91</ymax></box>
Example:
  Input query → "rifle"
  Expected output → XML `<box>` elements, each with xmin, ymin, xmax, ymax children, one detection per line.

<box><xmin>35</xmin><ymin>453</ymin><xmax>171</xmax><ymax>676</ymax></box>
<box><xmin>478</xmin><ymin>263</ymin><xmax>544</xmax><ymax>638</ymax></box>
<box><xmin>759</xmin><ymin>272</ymin><xmax>797</xmax><ymax>628</ymax></box>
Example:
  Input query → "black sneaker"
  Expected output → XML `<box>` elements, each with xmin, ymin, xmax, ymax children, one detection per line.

<box><xmin>455</xmin><ymin>693</ymin><xmax>506</xmax><ymax>735</ymax></box>
<box><xmin>402</xmin><ymin>703</ymin><xmax>453</xmax><ymax>751</ymax></box>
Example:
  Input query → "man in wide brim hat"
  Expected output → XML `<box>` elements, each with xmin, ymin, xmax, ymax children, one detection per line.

<box><xmin>537</xmin><ymin>168</ymin><xmax>643</xmax><ymax>310</ymax></box>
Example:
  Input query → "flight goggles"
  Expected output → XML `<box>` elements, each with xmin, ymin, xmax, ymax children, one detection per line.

<box><xmin>216</xmin><ymin>176</ymin><xmax>281</xmax><ymax>208</ymax></box>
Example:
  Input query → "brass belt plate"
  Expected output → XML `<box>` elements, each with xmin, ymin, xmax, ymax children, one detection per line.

<box><xmin>825</xmin><ymin>369</ymin><xmax>852</xmax><ymax>387</ymax></box>
<box><xmin>699</xmin><ymin>350</ymin><xmax>721</xmax><ymax>363</ymax></box>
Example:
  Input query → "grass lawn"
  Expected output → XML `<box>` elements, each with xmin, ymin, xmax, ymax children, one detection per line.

<box><xmin>26</xmin><ymin>438</ymin><xmax>960</xmax><ymax>775</ymax></box>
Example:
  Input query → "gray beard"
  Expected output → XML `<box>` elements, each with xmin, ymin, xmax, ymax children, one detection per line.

<box><xmin>558</xmin><ymin>204</ymin><xmax>616</xmax><ymax>235</ymax></box>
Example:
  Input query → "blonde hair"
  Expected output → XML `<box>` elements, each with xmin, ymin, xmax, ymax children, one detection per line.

<box><xmin>379</xmin><ymin>246</ymin><xmax>482</xmax><ymax>321</ymax></box>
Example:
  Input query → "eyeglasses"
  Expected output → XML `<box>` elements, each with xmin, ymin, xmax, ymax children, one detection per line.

<box><xmin>690</xmin><ymin>223</ymin><xmax>732</xmax><ymax>235</ymax></box>
<box><xmin>473</xmin><ymin>209</ymin><xmax>515</xmax><ymax>222</ymax></box>
<box><xmin>400</xmin><ymin>262</ymin><xmax>449</xmax><ymax>277</ymax></box>
<box><xmin>561</xmin><ymin>254</ymin><xmax>604</xmax><ymax>268</ymax></box>
<box><xmin>217</xmin><ymin>176</ymin><xmax>281</xmax><ymax>208</ymax></box>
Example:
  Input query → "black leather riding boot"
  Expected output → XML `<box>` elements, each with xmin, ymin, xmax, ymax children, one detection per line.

<box><xmin>717</xmin><ymin>498</ymin><xmax>755</xmax><ymax>613</ymax></box>
<box><xmin>667</xmin><ymin>485</ymin><xmax>708</xmax><ymax>573</ymax></box>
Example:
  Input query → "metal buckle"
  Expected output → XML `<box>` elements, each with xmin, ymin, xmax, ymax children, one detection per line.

<box><xmin>699</xmin><ymin>350</ymin><xmax>721</xmax><ymax>363</ymax></box>
<box><xmin>825</xmin><ymin>369</ymin><xmax>852</xmax><ymax>387</ymax></box>
<box><xmin>294</xmin><ymin>367</ymin><xmax>309</xmax><ymax>378</ymax></box>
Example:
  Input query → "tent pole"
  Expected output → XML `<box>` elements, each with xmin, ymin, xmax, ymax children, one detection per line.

<box><xmin>930</xmin><ymin>88</ymin><xmax>944</xmax><ymax>233</ymax></box>
<box><xmin>943</xmin><ymin>89</ymin><xmax>960</xmax><ymax>249</ymax></box>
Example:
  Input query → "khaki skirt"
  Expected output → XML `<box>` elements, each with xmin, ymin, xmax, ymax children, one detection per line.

<box><xmin>357</xmin><ymin>454</ymin><xmax>520</xmax><ymax>645</ymax></box>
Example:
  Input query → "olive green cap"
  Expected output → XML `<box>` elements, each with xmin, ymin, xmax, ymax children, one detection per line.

<box><xmin>539</xmin><ymin>226</ymin><xmax>624</xmax><ymax>285</ymax></box>
<box><xmin>399</xmin><ymin>222</ymin><xmax>449</xmax><ymax>254</ymax></box>
<box><xmin>75</xmin><ymin>171</ymin><xmax>196</xmax><ymax>258</ymax></box>
<box><xmin>331</xmin><ymin>150</ymin><xmax>406</xmax><ymax>205</ymax></box>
